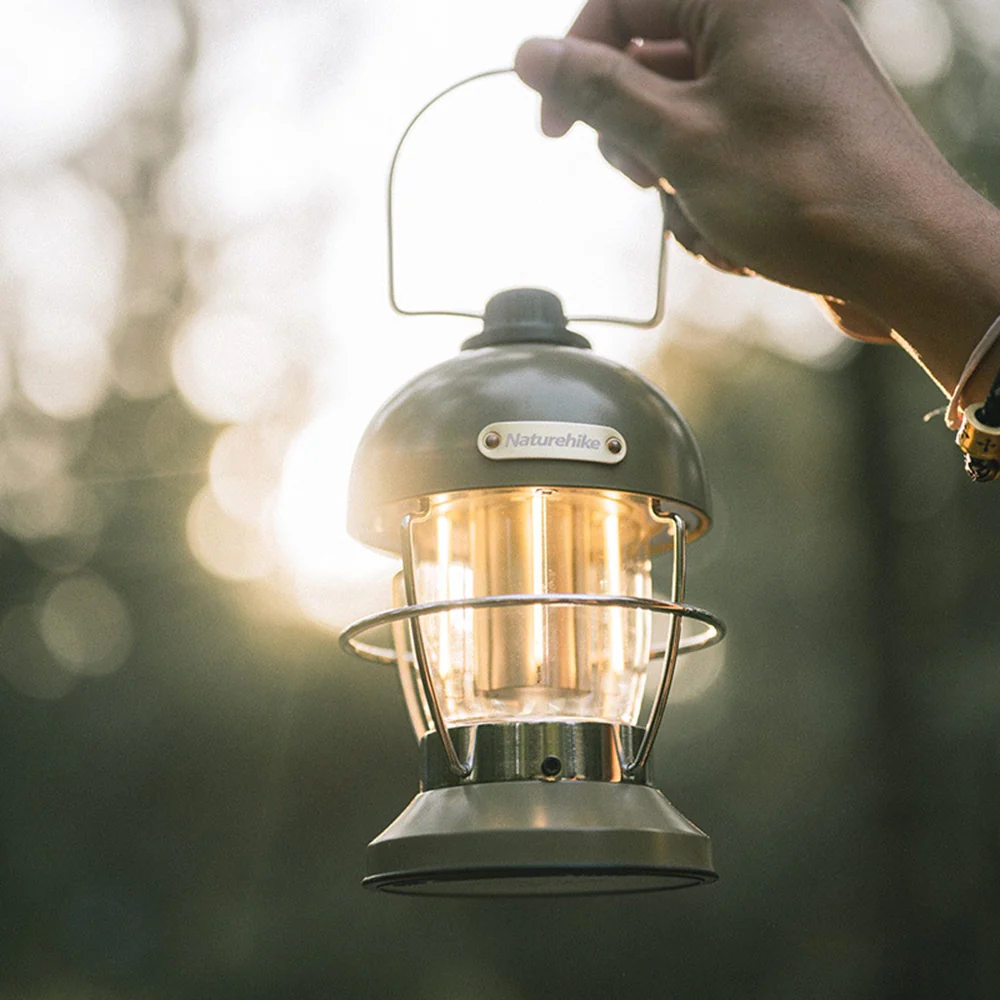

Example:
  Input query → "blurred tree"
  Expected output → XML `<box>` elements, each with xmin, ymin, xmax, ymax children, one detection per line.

<box><xmin>0</xmin><ymin>2</ymin><xmax>998</xmax><ymax>999</ymax></box>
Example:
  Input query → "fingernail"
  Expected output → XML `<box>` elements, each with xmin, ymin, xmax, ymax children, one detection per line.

<box><xmin>514</xmin><ymin>37</ymin><xmax>565</xmax><ymax>91</ymax></box>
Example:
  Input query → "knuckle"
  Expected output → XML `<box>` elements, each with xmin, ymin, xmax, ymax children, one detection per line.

<box><xmin>655</xmin><ymin>91</ymin><xmax>723</xmax><ymax>164</ymax></box>
<box><xmin>568</xmin><ymin>54</ymin><xmax>627</xmax><ymax>124</ymax></box>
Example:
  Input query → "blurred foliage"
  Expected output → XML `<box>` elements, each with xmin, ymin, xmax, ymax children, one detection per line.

<box><xmin>0</xmin><ymin>1</ymin><xmax>999</xmax><ymax>999</ymax></box>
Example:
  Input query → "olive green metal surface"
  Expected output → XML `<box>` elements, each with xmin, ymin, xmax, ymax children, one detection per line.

<box><xmin>364</xmin><ymin>779</ymin><xmax>716</xmax><ymax>896</ymax></box>
<box><xmin>420</xmin><ymin>722</ymin><xmax>651</xmax><ymax>789</ymax></box>
<box><xmin>348</xmin><ymin>342</ymin><xmax>710</xmax><ymax>553</ymax></box>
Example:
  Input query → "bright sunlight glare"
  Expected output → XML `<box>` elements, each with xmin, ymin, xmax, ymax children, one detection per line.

<box><xmin>0</xmin><ymin>0</ymin><xmax>126</xmax><ymax>171</ymax></box>
<box><xmin>274</xmin><ymin>411</ymin><xmax>398</xmax><ymax>627</ymax></box>
<box><xmin>0</xmin><ymin>0</ymin><xmax>989</xmax><ymax>715</ymax></box>
<box><xmin>152</xmin><ymin>0</ymin><xmax>896</xmax><ymax>631</ymax></box>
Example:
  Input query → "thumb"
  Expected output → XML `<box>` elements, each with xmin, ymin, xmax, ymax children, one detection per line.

<box><xmin>515</xmin><ymin>36</ymin><xmax>685</xmax><ymax>174</ymax></box>
<box><xmin>817</xmin><ymin>297</ymin><xmax>894</xmax><ymax>344</ymax></box>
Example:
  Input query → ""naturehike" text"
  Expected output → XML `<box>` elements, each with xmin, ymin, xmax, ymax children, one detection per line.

<box><xmin>504</xmin><ymin>432</ymin><xmax>600</xmax><ymax>450</ymax></box>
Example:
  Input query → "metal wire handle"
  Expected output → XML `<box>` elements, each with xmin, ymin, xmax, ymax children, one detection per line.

<box><xmin>388</xmin><ymin>67</ymin><xmax>670</xmax><ymax>327</ymax></box>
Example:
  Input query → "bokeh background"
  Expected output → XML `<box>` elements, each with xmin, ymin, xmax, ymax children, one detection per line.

<box><xmin>1</xmin><ymin>1</ymin><xmax>998</xmax><ymax>997</ymax></box>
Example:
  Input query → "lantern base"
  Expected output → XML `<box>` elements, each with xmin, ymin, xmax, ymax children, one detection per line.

<box><xmin>420</xmin><ymin>721</ymin><xmax>652</xmax><ymax>789</ymax></box>
<box><xmin>364</xmin><ymin>780</ymin><xmax>716</xmax><ymax>897</ymax></box>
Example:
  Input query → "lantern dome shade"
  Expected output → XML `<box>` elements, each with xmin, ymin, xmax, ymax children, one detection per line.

<box><xmin>348</xmin><ymin>340</ymin><xmax>710</xmax><ymax>554</ymax></box>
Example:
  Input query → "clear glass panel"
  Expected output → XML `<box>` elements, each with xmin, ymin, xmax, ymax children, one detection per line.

<box><xmin>393</xmin><ymin>487</ymin><xmax>665</xmax><ymax>729</ymax></box>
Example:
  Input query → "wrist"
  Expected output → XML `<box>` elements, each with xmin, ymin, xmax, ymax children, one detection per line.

<box><xmin>848</xmin><ymin>171</ymin><xmax>1000</xmax><ymax>398</ymax></box>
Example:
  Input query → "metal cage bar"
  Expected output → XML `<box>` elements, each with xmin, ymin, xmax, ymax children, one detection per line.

<box><xmin>340</xmin><ymin>512</ymin><xmax>724</xmax><ymax>779</ymax></box>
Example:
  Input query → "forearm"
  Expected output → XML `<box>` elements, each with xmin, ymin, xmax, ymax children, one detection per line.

<box><xmin>843</xmin><ymin>167</ymin><xmax>1000</xmax><ymax>405</ymax></box>
<box><xmin>516</xmin><ymin>0</ymin><xmax>1000</xmax><ymax>414</ymax></box>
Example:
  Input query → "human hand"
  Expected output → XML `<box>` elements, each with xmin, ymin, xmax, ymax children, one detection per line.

<box><xmin>515</xmin><ymin>0</ymin><xmax>968</xmax><ymax>345</ymax></box>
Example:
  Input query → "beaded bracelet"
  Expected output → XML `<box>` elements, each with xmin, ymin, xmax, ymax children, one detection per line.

<box><xmin>945</xmin><ymin>315</ymin><xmax>1000</xmax><ymax>482</ymax></box>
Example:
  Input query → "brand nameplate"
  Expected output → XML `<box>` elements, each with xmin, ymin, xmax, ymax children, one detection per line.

<box><xmin>477</xmin><ymin>421</ymin><xmax>627</xmax><ymax>464</ymax></box>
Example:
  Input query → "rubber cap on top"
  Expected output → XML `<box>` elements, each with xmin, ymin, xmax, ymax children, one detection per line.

<box><xmin>462</xmin><ymin>288</ymin><xmax>590</xmax><ymax>350</ymax></box>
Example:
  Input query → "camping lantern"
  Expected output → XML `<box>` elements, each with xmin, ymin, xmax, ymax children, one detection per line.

<box><xmin>338</xmin><ymin>71</ymin><xmax>726</xmax><ymax>896</ymax></box>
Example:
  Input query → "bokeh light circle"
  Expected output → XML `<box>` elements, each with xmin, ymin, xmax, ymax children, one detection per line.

<box><xmin>0</xmin><ymin>604</ymin><xmax>78</xmax><ymax>699</ymax></box>
<box><xmin>0</xmin><ymin>0</ymin><xmax>126</xmax><ymax>170</ymax></box>
<box><xmin>172</xmin><ymin>309</ymin><xmax>290</xmax><ymax>423</ymax></box>
<box><xmin>860</xmin><ymin>0</ymin><xmax>954</xmax><ymax>88</ymax></box>
<box><xmin>38</xmin><ymin>574</ymin><xmax>133</xmax><ymax>676</ymax></box>
<box><xmin>186</xmin><ymin>486</ymin><xmax>273</xmax><ymax>581</ymax></box>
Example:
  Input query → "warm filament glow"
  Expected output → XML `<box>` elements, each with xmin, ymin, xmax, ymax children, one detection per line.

<box><xmin>395</xmin><ymin>487</ymin><xmax>660</xmax><ymax>731</ymax></box>
<box><xmin>531</xmin><ymin>490</ymin><xmax>546</xmax><ymax>671</ymax></box>
<box><xmin>603</xmin><ymin>502</ymin><xmax>625</xmax><ymax>678</ymax></box>
<box><xmin>436</xmin><ymin>514</ymin><xmax>452</xmax><ymax>680</ymax></box>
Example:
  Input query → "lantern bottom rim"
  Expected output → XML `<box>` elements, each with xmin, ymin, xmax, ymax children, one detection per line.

<box><xmin>365</xmin><ymin>779</ymin><xmax>716</xmax><ymax>897</ymax></box>
<box><xmin>363</xmin><ymin>864</ymin><xmax>715</xmax><ymax>897</ymax></box>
